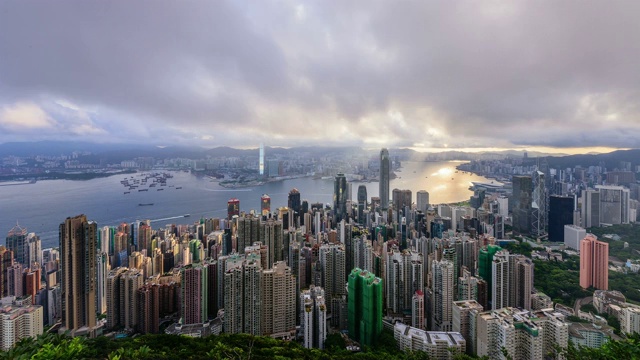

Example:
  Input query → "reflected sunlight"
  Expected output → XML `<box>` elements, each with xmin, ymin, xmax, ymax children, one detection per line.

<box><xmin>432</xmin><ymin>167</ymin><xmax>454</xmax><ymax>177</ymax></box>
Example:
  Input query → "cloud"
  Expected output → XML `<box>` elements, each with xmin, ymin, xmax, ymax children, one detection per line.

<box><xmin>0</xmin><ymin>1</ymin><xmax>639</xmax><ymax>149</ymax></box>
<box><xmin>0</xmin><ymin>102</ymin><xmax>57</xmax><ymax>131</ymax></box>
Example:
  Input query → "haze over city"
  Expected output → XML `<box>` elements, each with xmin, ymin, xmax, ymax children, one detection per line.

<box><xmin>1</xmin><ymin>1</ymin><xmax>639</xmax><ymax>153</ymax></box>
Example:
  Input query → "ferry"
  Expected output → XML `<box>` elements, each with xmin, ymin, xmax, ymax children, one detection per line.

<box><xmin>138</xmin><ymin>189</ymin><xmax>149</xmax><ymax>192</ymax></box>
<box><xmin>138</xmin><ymin>203</ymin><xmax>154</xmax><ymax>206</ymax></box>
<box><xmin>176</xmin><ymin>187</ymin><xmax>183</xmax><ymax>189</ymax></box>
<box><xmin>124</xmin><ymin>191</ymin><xmax>130</xmax><ymax>194</ymax></box>
<box><xmin>184</xmin><ymin>214</ymin><xmax>190</xmax><ymax>217</ymax></box>
<box><xmin>157</xmin><ymin>188</ymin><xmax>164</xmax><ymax>191</ymax></box>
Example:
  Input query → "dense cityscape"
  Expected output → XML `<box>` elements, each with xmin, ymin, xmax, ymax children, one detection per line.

<box><xmin>3</xmin><ymin>1</ymin><xmax>640</xmax><ymax>358</ymax></box>
<box><xmin>1</xmin><ymin>145</ymin><xmax>640</xmax><ymax>359</ymax></box>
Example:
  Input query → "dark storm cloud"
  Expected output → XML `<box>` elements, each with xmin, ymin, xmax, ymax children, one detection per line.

<box><xmin>0</xmin><ymin>0</ymin><xmax>639</xmax><ymax>148</ymax></box>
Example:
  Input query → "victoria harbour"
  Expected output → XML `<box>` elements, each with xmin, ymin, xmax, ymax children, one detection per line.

<box><xmin>0</xmin><ymin>160</ymin><xmax>489</xmax><ymax>249</ymax></box>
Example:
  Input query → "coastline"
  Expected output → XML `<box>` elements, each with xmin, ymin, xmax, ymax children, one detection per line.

<box><xmin>0</xmin><ymin>169</ymin><xmax>138</xmax><ymax>182</ymax></box>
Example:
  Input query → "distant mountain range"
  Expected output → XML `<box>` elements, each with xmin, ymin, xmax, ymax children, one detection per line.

<box><xmin>539</xmin><ymin>149</ymin><xmax>640</xmax><ymax>170</ymax></box>
<box><xmin>0</xmin><ymin>141</ymin><xmax>637</xmax><ymax>170</ymax></box>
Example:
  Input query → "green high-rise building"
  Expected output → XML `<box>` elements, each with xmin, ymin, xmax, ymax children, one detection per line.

<box><xmin>478</xmin><ymin>245</ymin><xmax>501</xmax><ymax>303</ymax></box>
<box><xmin>348</xmin><ymin>268</ymin><xmax>383</xmax><ymax>347</ymax></box>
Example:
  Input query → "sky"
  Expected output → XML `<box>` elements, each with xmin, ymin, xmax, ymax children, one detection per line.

<box><xmin>0</xmin><ymin>1</ymin><xmax>639</xmax><ymax>153</ymax></box>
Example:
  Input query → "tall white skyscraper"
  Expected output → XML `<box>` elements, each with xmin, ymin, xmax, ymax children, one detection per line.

<box><xmin>96</xmin><ymin>252</ymin><xmax>109</xmax><ymax>315</ymax></box>
<box><xmin>431</xmin><ymin>259</ymin><xmax>454</xmax><ymax>331</ymax></box>
<box><xmin>491</xmin><ymin>251</ymin><xmax>510</xmax><ymax>310</ymax></box>
<box><xmin>300</xmin><ymin>285</ymin><xmax>327</xmax><ymax>349</ymax></box>
<box><xmin>259</xmin><ymin>143</ymin><xmax>264</xmax><ymax>176</ymax></box>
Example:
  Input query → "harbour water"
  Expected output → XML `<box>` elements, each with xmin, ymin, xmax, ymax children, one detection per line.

<box><xmin>0</xmin><ymin>161</ymin><xmax>490</xmax><ymax>249</ymax></box>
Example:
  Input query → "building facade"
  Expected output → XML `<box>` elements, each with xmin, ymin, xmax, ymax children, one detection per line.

<box><xmin>580</xmin><ymin>234</ymin><xmax>609</xmax><ymax>290</ymax></box>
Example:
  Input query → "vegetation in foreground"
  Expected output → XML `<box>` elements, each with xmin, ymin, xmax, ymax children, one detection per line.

<box><xmin>1</xmin><ymin>330</ymin><xmax>485</xmax><ymax>360</ymax></box>
<box><xmin>4</xmin><ymin>330</ymin><xmax>640</xmax><ymax>360</ymax></box>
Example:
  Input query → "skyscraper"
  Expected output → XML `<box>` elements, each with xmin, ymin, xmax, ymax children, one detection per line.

<box><xmin>227</xmin><ymin>198</ymin><xmax>240</xmax><ymax>220</ymax></box>
<box><xmin>379</xmin><ymin>148</ymin><xmax>390</xmax><ymax>211</ymax></box>
<box><xmin>515</xmin><ymin>257</ymin><xmax>533</xmax><ymax>310</ymax></box>
<box><xmin>6</xmin><ymin>223</ymin><xmax>26</xmax><ymax>266</ymax></box>
<box><xmin>180</xmin><ymin>262</ymin><xmax>208</xmax><ymax>325</ymax></box>
<box><xmin>288</xmin><ymin>188</ymin><xmax>301</xmax><ymax>226</ymax></box>
<box><xmin>223</xmin><ymin>253</ymin><xmax>262</xmax><ymax>335</ymax></box>
<box><xmin>95</xmin><ymin>252</ymin><xmax>109</xmax><ymax>314</ymax></box>
<box><xmin>261</xmin><ymin>219</ymin><xmax>283</xmax><ymax>269</ymax></box>
<box><xmin>121</xmin><ymin>268</ymin><xmax>143</xmax><ymax>331</ymax></box>
<box><xmin>106</xmin><ymin>267</ymin><xmax>127</xmax><ymax>330</ymax></box>
<box><xmin>392</xmin><ymin>188</ymin><xmax>412</xmax><ymax>222</ymax></box>
<box><xmin>357</xmin><ymin>185</ymin><xmax>367</xmax><ymax>225</ymax></box>
<box><xmin>0</xmin><ymin>247</ymin><xmax>13</xmax><ymax>298</ymax></box>
<box><xmin>236</xmin><ymin>214</ymin><xmax>261</xmax><ymax>255</ymax></box>
<box><xmin>491</xmin><ymin>251</ymin><xmax>509</xmax><ymax>310</ymax></box>
<box><xmin>259</xmin><ymin>143</ymin><xmax>265</xmax><ymax>176</ymax></box>
<box><xmin>596</xmin><ymin>185</ymin><xmax>631</xmax><ymax>225</ymax></box>
<box><xmin>581</xmin><ymin>189</ymin><xmax>601</xmax><ymax>228</ymax></box>
<box><xmin>580</xmin><ymin>234</ymin><xmax>609</xmax><ymax>290</ymax></box>
<box><xmin>261</xmin><ymin>261</ymin><xmax>296</xmax><ymax>337</ymax></box>
<box><xmin>431</xmin><ymin>259</ymin><xmax>454</xmax><ymax>331</ymax></box>
<box><xmin>137</xmin><ymin>283</ymin><xmax>160</xmax><ymax>334</ymax></box>
<box><xmin>452</xmin><ymin>300</ymin><xmax>483</xmax><ymax>355</ymax></box>
<box><xmin>347</xmin><ymin>268</ymin><xmax>383</xmax><ymax>347</ymax></box>
<box><xmin>417</xmin><ymin>190</ymin><xmax>430</xmax><ymax>213</ymax></box>
<box><xmin>477</xmin><ymin>245</ymin><xmax>501</xmax><ymax>306</ymax></box>
<box><xmin>412</xmin><ymin>290</ymin><xmax>425</xmax><ymax>329</ymax></box>
<box><xmin>333</xmin><ymin>173</ymin><xmax>348</xmax><ymax>223</ymax></box>
<box><xmin>261</xmin><ymin>194</ymin><xmax>271</xmax><ymax>217</ymax></box>
<box><xmin>319</xmin><ymin>243</ymin><xmax>346</xmax><ymax>303</ymax></box>
<box><xmin>531</xmin><ymin>171</ymin><xmax>547</xmax><ymax>237</ymax></box>
<box><xmin>512</xmin><ymin>175</ymin><xmax>533</xmax><ymax>235</ymax></box>
<box><xmin>59</xmin><ymin>214</ymin><xmax>98</xmax><ymax>337</ymax></box>
<box><xmin>548</xmin><ymin>195</ymin><xmax>574</xmax><ymax>242</ymax></box>
<box><xmin>300</xmin><ymin>285</ymin><xmax>327</xmax><ymax>349</ymax></box>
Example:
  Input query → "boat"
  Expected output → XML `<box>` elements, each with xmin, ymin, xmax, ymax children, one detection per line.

<box><xmin>138</xmin><ymin>203</ymin><xmax>154</xmax><ymax>206</ymax></box>
<box><xmin>157</xmin><ymin>188</ymin><xmax>164</xmax><ymax>191</ymax></box>
<box><xmin>138</xmin><ymin>189</ymin><xmax>148</xmax><ymax>192</ymax></box>
<box><xmin>176</xmin><ymin>187</ymin><xmax>182</xmax><ymax>189</ymax></box>
<box><xmin>124</xmin><ymin>191</ymin><xmax>130</xmax><ymax>194</ymax></box>
<box><xmin>184</xmin><ymin>214</ymin><xmax>190</xmax><ymax>217</ymax></box>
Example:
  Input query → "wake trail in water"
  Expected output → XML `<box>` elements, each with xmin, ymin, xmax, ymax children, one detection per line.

<box><xmin>202</xmin><ymin>188</ymin><xmax>254</xmax><ymax>192</ymax></box>
<box><xmin>150</xmin><ymin>215</ymin><xmax>187</xmax><ymax>222</ymax></box>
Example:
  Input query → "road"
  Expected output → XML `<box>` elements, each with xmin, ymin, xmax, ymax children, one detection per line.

<box><xmin>574</xmin><ymin>296</ymin><xmax>593</xmax><ymax>314</ymax></box>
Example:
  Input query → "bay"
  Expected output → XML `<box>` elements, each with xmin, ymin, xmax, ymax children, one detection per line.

<box><xmin>0</xmin><ymin>161</ymin><xmax>490</xmax><ymax>249</ymax></box>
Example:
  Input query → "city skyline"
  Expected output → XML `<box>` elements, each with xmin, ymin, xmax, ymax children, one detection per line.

<box><xmin>1</xmin><ymin>2</ymin><xmax>640</xmax><ymax>153</ymax></box>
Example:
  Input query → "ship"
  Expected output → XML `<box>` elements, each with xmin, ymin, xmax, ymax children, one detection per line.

<box><xmin>138</xmin><ymin>203</ymin><xmax>154</xmax><ymax>206</ymax></box>
<box><xmin>176</xmin><ymin>187</ymin><xmax>182</xmax><ymax>189</ymax></box>
<box><xmin>184</xmin><ymin>214</ymin><xmax>190</xmax><ymax>217</ymax></box>
<box><xmin>138</xmin><ymin>189</ymin><xmax>149</xmax><ymax>192</ymax></box>
<box><xmin>124</xmin><ymin>191</ymin><xmax>130</xmax><ymax>194</ymax></box>
<box><xmin>157</xmin><ymin>188</ymin><xmax>164</xmax><ymax>191</ymax></box>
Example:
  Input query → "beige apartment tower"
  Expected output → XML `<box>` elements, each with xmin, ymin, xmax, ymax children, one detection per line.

<box><xmin>59</xmin><ymin>214</ymin><xmax>98</xmax><ymax>337</ymax></box>
<box><xmin>261</xmin><ymin>261</ymin><xmax>296</xmax><ymax>338</ymax></box>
